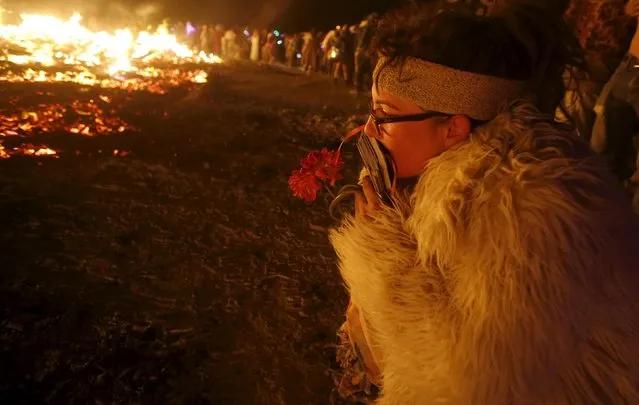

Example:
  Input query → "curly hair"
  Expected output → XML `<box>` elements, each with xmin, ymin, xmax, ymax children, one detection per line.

<box><xmin>373</xmin><ymin>0</ymin><xmax>587</xmax><ymax>116</ymax></box>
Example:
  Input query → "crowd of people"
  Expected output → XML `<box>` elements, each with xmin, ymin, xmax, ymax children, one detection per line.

<box><xmin>166</xmin><ymin>13</ymin><xmax>380</xmax><ymax>95</ymax></box>
<box><xmin>167</xmin><ymin>1</ymin><xmax>505</xmax><ymax>97</ymax></box>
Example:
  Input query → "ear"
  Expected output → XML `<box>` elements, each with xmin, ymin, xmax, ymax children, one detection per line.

<box><xmin>444</xmin><ymin>115</ymin><xmax>471</xmax><ymax>149</ymax></box>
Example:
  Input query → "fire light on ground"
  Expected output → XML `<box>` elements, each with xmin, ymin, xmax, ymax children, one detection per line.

<box><xmin>0</xmin><ymin>95</ymin><xmax>139</xmax><ymax>158</ymax></box>
<box><xmin>0</xmin><ymin>98</ymin><xmax>135</xmax><ymax>137</ymax></box>
<box><xmin>0</xmin><ymin>13</ymin><xmax>222</xmax><ymax>93</ymax></box>
<box><xmin>0</xmin><ymin>13</ymin><xmax>216</xmax><ymax>158</ymax></box>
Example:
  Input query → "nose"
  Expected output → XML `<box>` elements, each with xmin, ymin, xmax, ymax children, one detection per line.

<box><xmin>363</xmin><ymin>117</ymin><xmax>381</xmax><ymax>140</ymax></box>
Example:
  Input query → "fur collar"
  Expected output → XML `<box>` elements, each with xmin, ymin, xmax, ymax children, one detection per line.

<box><xmin>330</xmin><ymin>103</ymin><xmax>639</xmax><ymax>405</ymax></box>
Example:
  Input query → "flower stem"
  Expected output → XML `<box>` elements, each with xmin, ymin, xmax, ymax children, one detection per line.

<box><xmin>324</xmin><ymin>184</ymin><xmax>336</xmax><ymax>199</ymax></box>
<box><xmin>338</xmin><ymin>124</ymin><xmax>365</xmax><ymax>154</ymax></box>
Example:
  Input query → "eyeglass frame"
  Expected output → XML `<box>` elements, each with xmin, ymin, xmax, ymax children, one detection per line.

<box><xmin>368</xmin><ymin>100</ymin><xmax>449</xmax><ymax>137</ymax></box>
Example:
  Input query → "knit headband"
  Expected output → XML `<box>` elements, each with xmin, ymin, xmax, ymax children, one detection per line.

<box><xmin>373</xmin><ymin>57</ymin><xmax>526</xmax><ymax>121</ymax></box>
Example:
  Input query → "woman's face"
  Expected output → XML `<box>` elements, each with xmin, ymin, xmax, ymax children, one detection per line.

<box><xmin>364</xmin><ymin>86</ymin><xmax>471</xmax><ymax>178</ymax></box>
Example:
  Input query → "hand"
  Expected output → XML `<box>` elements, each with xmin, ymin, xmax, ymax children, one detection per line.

<box><xmin>354</xmin><ymin>176</ymin><xmax>381</xmax><ymax>220</ymax></box>
<box><xmin>626</xmin><ymin>0</ymin><xmax>639</xmax><ymax>16</ymax></box>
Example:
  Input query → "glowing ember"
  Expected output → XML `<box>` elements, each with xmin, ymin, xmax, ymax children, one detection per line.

<box><xmin>0</xmin><ymin>13</ymin><xmax>223</xmax><ymax>93</ymax></box>
<box><xmin>113</xmin><ymin>149</ymin><xmax>131</xmax><ymax>157</ymax></box>
<box><xmin>0</xmin><ymin>96</ymin><xmax>139</xmax><ymax>158</ymax></box>
<box><xmin>0</xmin><ymin>99</ymin><xmax>137</xmax><ymax>138</ymax></box>
<box><xmin>27</xmin><ymin>146</ymin><xmax>57</xmax><ymax>156</ymax></box>
<box><xmin>0</xmin><ymin>143</ymin><xmax>59</xmax><ymax>158</ymax></box>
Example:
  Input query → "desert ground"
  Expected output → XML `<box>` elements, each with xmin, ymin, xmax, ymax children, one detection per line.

<box><xmin>0</xmin><ymin>62</ymin><xmax>369</xmax><ymax>404</ymax></box>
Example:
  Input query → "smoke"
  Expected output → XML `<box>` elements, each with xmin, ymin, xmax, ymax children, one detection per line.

<box><xmin>134</xmin><ymin>3</ymin><xmax>163</xmax><ymax>19</ymax></box>
<box><xmin>250</xmin><ymin>0</ymin><xmax>294</xmax><ymax>28</ymax></box>
<box><xmin>101</xmin><ymin>2</ymin><xmax>164</xmax><ymax>24</ymax></box>
<box><xmin>3</xmin><ymin>1</ymin><xmax>164</xmax><ymax>27</ymax></box>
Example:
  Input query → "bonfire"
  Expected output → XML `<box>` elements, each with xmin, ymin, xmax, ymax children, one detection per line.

<box><xmin>0</xmin><ymin>13</ymin><xmax>222</xmax><ymax>158</ymax></box>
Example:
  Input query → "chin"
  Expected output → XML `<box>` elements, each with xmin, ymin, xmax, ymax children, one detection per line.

<box><xmin>396</xmin><ymin>171</ymin><xmax>421</xmax><ymax>180</ymax></box>
<box><xmin>395</xmin><ymin>162</ymin><xmax>427</xmax><ymax>179</ymax></box>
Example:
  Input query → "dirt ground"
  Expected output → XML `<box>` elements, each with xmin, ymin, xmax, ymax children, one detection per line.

<box><xmin>0</xmin><ymin>62</ymin><xmax>369</xmax><ymax>404</ymax></box>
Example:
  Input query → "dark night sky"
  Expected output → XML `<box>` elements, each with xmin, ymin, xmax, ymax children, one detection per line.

<box><xmin>7</xmin><ymin>0</ymin><xmax>401</xmax><ymax>31</ymax></box>
<box><xmin>166</xmin><ymin>0</ymin><xmax>400</xmax><ymax>30</ymax></box>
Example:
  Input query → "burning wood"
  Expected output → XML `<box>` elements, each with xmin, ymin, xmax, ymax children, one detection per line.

<box><xmin>6</xmin><ymin>143</ymin><xmax>57</xmax><ymax>157</ymax></box>
<box><xmin>0</xmin><ymin>13</ymin><xmax>216</xmax><ymax>158</ymax></box>
<box><xmin>0</xmin><ymin>68</ymin><xmax>210</xmax><ymax>94</ymax></box>
<box><xmin>1</xmin><ymin>98</ymin><xmax>136</xmax><ymax>137</ymax></box>
<box><xmin>0</xmin><ymin>13</ymin><xmax>221</xmax><ymax>93</ymax></box>
<box><xmin>0</xmin><ymin>96</ymin><xmax>139</xmax><ymax>158</ymax></box>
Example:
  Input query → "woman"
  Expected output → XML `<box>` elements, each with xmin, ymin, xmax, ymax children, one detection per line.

<box><xmin>330</xmin><ymin>1</ymin><xmax>639</xmax><ymax>404</ymax></box>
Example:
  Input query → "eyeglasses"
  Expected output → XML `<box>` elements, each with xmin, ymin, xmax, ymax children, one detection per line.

<box><xmin>368</xmin><ymin>100</ymin><xmax>448</xmax><ymax>137</ymax></box>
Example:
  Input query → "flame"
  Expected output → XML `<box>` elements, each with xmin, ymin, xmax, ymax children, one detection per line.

<box><xmin>0</xmin><ymin>13</ymin><xmax>222</xmax><ymax>93</ymax></box>
<box><xmin>29</xmin><ymin>146</ymin><xmax>57</xmax><ymax>156</ymax></box>
<box><xmin>0</xmin><ymin>13</ymin><xmax>215</xmax><ymax>158</ymax></box>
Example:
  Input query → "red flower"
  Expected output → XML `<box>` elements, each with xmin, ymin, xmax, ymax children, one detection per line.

<box><xmin>300</xmin><ymin>150</ymin><xmax>322</xmax><ymax>171</ymax></box>
<box><xmin>304</xmin><ymin>148</ymin><xmax>344</xmax><ymax>185</ymax></box>
<box><xmin>289</xmin><ymin>147</ymin><xmax>345</xmax><ymax>202</ymax></box>
<box><xmin>289</xmin><ymin>168</ymin><xmax>322</xmax><ymax>202</ymax></box>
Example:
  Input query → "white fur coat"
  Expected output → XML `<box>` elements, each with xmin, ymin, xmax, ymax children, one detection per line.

<box><xmin>330</xmin><ymin>103</ymin><xmax>639</xmax><ymax>405</ymax></box>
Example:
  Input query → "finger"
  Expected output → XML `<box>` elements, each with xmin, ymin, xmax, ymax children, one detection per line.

<box><xmin>354</xmin><ymin>191</ymin><xmax>368</xmax><ymax>218</ymax></box>
<box><xmin>627</xmin><ymin>0</ymin><xmax>639</xmax><ymax>15</ymax></box>
<box><xmin>361</xmin><ymin>177</ymin><xmax>381</xmax><ymax>209</ymax></box>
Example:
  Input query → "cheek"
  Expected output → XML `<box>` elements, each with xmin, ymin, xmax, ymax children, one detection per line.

<box><xmin>381</xmin><ymin>122</ymin><xmax>442</xmax><ymax>178</ymax></box>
